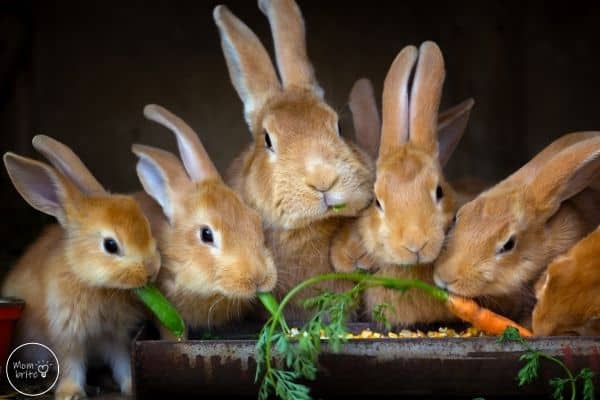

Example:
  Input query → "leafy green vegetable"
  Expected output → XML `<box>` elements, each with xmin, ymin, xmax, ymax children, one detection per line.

<box><xmin>499</xmin><ymin>327</ymin><xmax>595</xmax><ymax>400</ymax></box>
<box><xmin>331</xmin><ymin>203</ymin><xmax>346</xmax><ymax>212</ymax></box>
<box><xmin>255</xmin><ymin>272</ymin><xmax>449</xmax><ymax>400</ymax></box>
<box><xmin>134</xmin><ymin>284</ymin><xmax>186</xmax><ymax>339</ymax></box>
<box><xmin>371</xmin><ymin>303</ymin><xmax>394</xmax><ymax>331</ymax></box>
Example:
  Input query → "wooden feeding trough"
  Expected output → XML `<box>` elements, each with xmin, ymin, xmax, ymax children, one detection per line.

<box><xmin>131</xmin><ymin>322</ymin><xmax>600</xmax><ymax>398</ymax></box>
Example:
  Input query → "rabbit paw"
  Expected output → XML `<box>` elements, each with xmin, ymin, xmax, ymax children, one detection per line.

<box><xmin>55</xmin><ymin>379</ymin><xmax>86</xmax><ymax>400</ymax></box>
<box><xmin>331</xmin><ymin>229</ymin><xmax>376</xmax><ymax>272</ymax></box>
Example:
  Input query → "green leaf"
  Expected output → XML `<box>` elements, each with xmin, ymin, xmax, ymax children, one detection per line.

<box><xmin>498</xmin><ymin>326</ymin><xmax>523</xmax><ymax>344</ymax></box>
<box><xmin>372</xmin><ymin>303</ymin><xmax>394</xmax><ymax>331</ymax></box>
<box><xmin>549</xmin><ymin>377</ymin><xmax>567</xmax><ymax>400</ymax></box>
<box><xmin>517</xmin><ymin>352</ymin><xmax>540</xmax><ymax>386</ymax></box>
<box><xmin>579</xmin><ymin>368</ymin><xmax>594</xmax><ymax>400</ymax></box>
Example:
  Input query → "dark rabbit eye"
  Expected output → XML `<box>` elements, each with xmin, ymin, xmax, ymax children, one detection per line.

<box><xmin>264</xmin><ymin>130</ymin><xmax>273</xmax><ymax>151</ymax></box>
<box><xmin>375</xmin><ymin>198</ymin><xmax>383</xmax><ymax>211</ymax></box>
<box><xmin>498</xmin><ymin>235</ymin><xmax>516</xmax><ymax>254</ymax></box>
<box><xmin>435</xmin><ymin>185</ymin><xmax>444</xmax><ymax>201</ymax></box>
<box><xmin>200</xmin><ymin>227</ymin><xmax>214</xmax><ymax>244</ymax></box>
<box><xmin>337</xmin><ymin>121</ymin><xmax>342</xmax><ymax>136</ymax></box>
<box><xmin>103</xmin><ymin>237</ymin><xmax>120</xmax><ymax>255</ymax></box>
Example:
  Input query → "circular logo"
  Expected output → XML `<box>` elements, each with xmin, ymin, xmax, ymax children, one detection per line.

<box><xmin>5</xmin><ymin>342</ymin><xmax>59</xmax><ymax>396</ymax></box>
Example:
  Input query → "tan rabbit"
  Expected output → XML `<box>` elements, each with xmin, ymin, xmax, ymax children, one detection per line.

<box><xmin>2</xmin><ymin>136</ymin><xmax>160</xmax><ymax>400</ymax></box>
<box><xmin>131</xmin><ymin>104</ymin><xmax>277</xmax><ymax>338</ymax></box>
<box><xmin>434</xmin><ymin>132</ymin><xmax>600</xmax><ymax>323</ymax></box>
<box><xmin>532</xmin><ymin>225</ymin><xmax>600</xmax><ymax>336</ymax></box>
<box><xmin>331</xmin><ymin>42</ymin><xmax>476</xmax><ymax>327</ymax></box>
<box><xmin>214</xmin><ymin>0</ymin><xmax>373</xmax><ymax>317</ymax></box>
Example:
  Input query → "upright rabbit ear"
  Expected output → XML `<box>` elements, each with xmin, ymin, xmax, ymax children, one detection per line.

<box><xmin>258</xmin><ymin>0</ymin><xmax>323</xmax><ymax>97</ymax></box>
<box><xmin>31</xmin><ymin>135</ymin><xmax>106</xmax><ymax>195</ymax></box>
<box><xmin>528</xmin><ymin>136</ymin><xmax>600</xmax><ymax>215</ymax></box>
<box><xmin>3</xmin><ymin>153</ymin><xmax>77</xmax><ymax>226</ymax></box>
<box><xmin>409</xmin><ymin>41</ymin><xmax>445</xmax><ymax>156</ymax></box>
<box><xmin>132</xmin><ymin>144</ymin><xmax>190</xmax><ymax>223</ymax></box>
<box><xmin>380</xmin><ymin>45</ymin><xmax>418</xmax><ymax>159</ymax></box>
<box><xmin>144</xmin><ymin>104</ymin><xmax>221</xmax><ymax>183</ymax></box>
<box><xmin>437</xmin><ymin>98</ymin><xmax>474</xmax><ymax>167</ymax></box>
<box><xmin>349</xmin><ymin>78</ymin><xmax>381</xmax><ymax>158</ymax></box>
<box><xmin>214</xmin><ymin>5</ymin><xmax>281</xmax><ymax>130</ymax></box>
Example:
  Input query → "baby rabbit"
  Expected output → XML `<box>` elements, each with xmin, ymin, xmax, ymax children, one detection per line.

<box><xmin>532</xmin><ymin>225</ymin><xmax>600</xmax><ymax>336</ymax></box>
<box><xmin>214</xmin><ymin>0</ymin><xmax>373</xmax><ymax>317</ymax></box>
<box><xmin>2</xmin><ymin>136</ymin><xmax>160</xmax><ymax>399</ymax></box>
<box><xmin>434</xmin><ymin>132</ymin><xmax>600</xmax><ymax>323</ymax></box>
<box><xmin>132</xmin><ymin>105</ymin><xmax>277</xmax><ymax>338</ymax></box>
<box><xmin>331</xmin><ymin>42</ymin><xmax>475</xmax><ymax>327</ymax></box>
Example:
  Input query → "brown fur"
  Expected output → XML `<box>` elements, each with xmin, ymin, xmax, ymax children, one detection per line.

<box><xmin>532</xmin><ymin>225</ymin><xmax>600</xmax><ymax>336</ymax></box>
<box><xmin>216</xmin><ymin>2</ymin><xmax>373</xmax><ymax>318</ymax></box>
<box><xmin>134</xmin><ymin>105</ymin><xmax>277</xmax><ymax>336</ymax></box>
<box><xmin>434</xmin><ymin>134</ymin><xmax>600</xmax><ymax>323</ymax></box>
<box><xmin>331</xmin><ymin>42</ymin><xmax>474</xmax><ymax>327</ymax></box>
<box><xmin>2</xmin><ymin>148</ymin><xmax>159</xmax><ymax>399</ymax></box>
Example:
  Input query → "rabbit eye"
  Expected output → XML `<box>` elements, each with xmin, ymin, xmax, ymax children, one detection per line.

<box><xmin>103</xmin><ymin>237</ymin><xmax>120</xmax><ymax>255</ymax></box>
<box><xmin>200</xmin><ymin>227</ymin><xmax>214</xmax><ymax>244</ymax></box>
<box><xmin>498</xmin><ymin>235</ymin><xmax>516</xmax><ymax>254</ymax></box>
<box><xmin>337</xmin><ymin>121</ymin><xmax>342</xmax><ymax>136</ymax></box>
<box><xmin>435</xmin><ymin>185</ymin><xmax>444</xmax><ymax>202</ymax></box>
<box><xmin>375</xmin><ymin>198</ymin><xmax>383</xmax><ymax>211</ymax></box>
<box><xmin>264</xmin><ymin>130</ymin><xmax>274</xmax><ymax>152</ymax></box>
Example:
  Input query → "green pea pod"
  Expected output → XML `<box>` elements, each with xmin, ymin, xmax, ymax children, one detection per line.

<box><xmin>135</xmin><ymin>284</ymin><xmax>186</xmax><ymax>339</ymax></box>
<box><xmin>258</xmin><ymin>292</ymin><xmax>280</xmax><ymax>317</ymax></box>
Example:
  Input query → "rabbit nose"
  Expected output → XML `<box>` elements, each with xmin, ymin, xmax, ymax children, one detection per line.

<box><xmin>305</xmin><ymin>164</ymin><xmax>338</xmax><ymax>193</ymax></box>
<box><xmin>403</xmin><ymin>241</ymin><xmax>428</xmax><ymax>262</ymax></box>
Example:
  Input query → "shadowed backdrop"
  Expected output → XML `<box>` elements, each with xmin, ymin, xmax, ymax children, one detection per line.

<box><xmin>1</xmin><ymin>0</ymin><xmax>599</xmax><ymax>266</ymax></box>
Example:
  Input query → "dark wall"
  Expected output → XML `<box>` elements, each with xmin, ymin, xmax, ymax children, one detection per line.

<box><xmin>1</xmin><ymin>0</ymin><xmax>599</xmax><ymax>265</ymax></box>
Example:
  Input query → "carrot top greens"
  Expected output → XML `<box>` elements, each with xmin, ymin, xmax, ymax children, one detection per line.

<box><xmin>255</xmin><ymin>271</ymin><xmax>528</xmax><ymax>400</ymax></box>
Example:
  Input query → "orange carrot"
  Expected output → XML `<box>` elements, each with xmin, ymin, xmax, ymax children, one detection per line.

<box><xmin>446</xmin><ymin>294</ymin><xmax>533</xmax><ymax>337</ymax></box>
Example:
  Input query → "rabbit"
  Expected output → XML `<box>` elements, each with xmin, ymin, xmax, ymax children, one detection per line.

<box><xmin>131</xmin><ymin>104</ymin><xmax>278</xmax><ymax>338</ymax></box>
<box><xmin>213</xmin><ymin>0</ymin><xmax>374</xmax><ymax>317</ymax></box>
<box><xmin>330</xmin><ymin>42</ymin><xmax>477</xmax><ymax>327</ymax></box>
<box><xmin>433</xmin><ymin>132</ymin><xmax>600</xmax><ymax>324</ymax></box>
<box><xmin>2</xmin><ymin>135</ymin><xmax>160</xmax><ymax>400</ymax></box>
<box><xmin>532</xmin><ymin>225</ymin><xmax>600</xmax><ymax>336</ymax></box>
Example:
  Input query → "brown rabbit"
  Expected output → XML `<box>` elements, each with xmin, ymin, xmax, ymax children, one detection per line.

<box><xmin>331</xmin><ymin>42</ymin><xmax>476</xmax><ymax>327</ymax></box>
<box><xmin>132</xmin><ymin>104</ymin><xmax>277</xmax><ymax>338</ymax></box>
<box><xmin>434</xmin><ymin>132</ymin><xmax>600</xmax><ymax>323</ymax></box>
<box><xmin>532</xmin><ymin>225</ymin><xmax>600</xmax><ymax>336</ymax></box>
<box><xmin>214</xmin><ymin>0</ymin><xmax>373</xmax><ymax>317</ymax></box>
<box><xmin>2</xmin><ymin>136</ymin><xmax>160</xmax><ymax>400</ymax></box>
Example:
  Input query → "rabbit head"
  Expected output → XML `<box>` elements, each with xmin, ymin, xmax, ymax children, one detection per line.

<box><xmin>214</xmin><ymin>0</ymin><xmax>372</xmax><ymax>229</ymax></box>
<box><xmin>133</xmin><ymin>105</ymin><xmax>277</xmax><ymax>300</ymax></box>
<box><xmin>532</xmin><ymin>225</ymin><xmax>600</xmax><ymax>336</ymax></box>
<box><xmin>4</xmin><ymin>138</ymin><xmax>160</xmax><ymax>289</ymax></box>
<box><xmin>352</xmin><ymin>42</ymin><xmax>473</xmax><ymax>266</ymax></box>
<box><xmin>434</xmin><ymin>132</ymin><xmax>600</xmax><ymax>300</ymax></box>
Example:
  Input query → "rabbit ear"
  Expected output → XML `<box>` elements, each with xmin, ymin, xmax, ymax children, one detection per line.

<box><xmin>132</xmin><ymin>144</ymin><xmax>190</xmax><ymax>223</ymax></box>
<box><xmin>3</xmin><ymin>152</ymin><xmax>78</xmax><ymax>226</ymax></box>
<box><xmin>213</xmin><ymin>5</ymin><xmax>281</xmax><ymax>129</ymax></box>
<box><xmin>31</xmin><ymin>134</ymin><xmax>106</xmax><ymax>195</ymax></box>
<box><xmin>437</xmin><ymin>98</ymin><xmax>474</xmax><ymax>167</ymax></box>
<box><xmin>144</xmin><ymin>104</ymin><xmax>221</xmax><ymax>183</ymax></box>
<box><xmin>380</xmin><ymin>45</ymin><xmax>418</xmax><ymax>158</ymax></box>
<box><xmin>349</xmin><ymin>78</ymin><xmax>380</xmax><ymax>158</ymax></box>
<box><xmin>258</xmin><ymin>0</ymin><xmax>323</xmax><ymax>96</ymax></box>
<box><xmin>508</xmin><ymin>131</ymin><xmax>600</xmax><ymax>186</ymax></box>
<box><xmin>409</xmin><ymin>41</ymin><xmax>445</xmax><ymax>156</ymax></box>
<box><xmin>528</xmin><ymin>136</ymin><xmax>600</xmax><ymax>214</ymax></box>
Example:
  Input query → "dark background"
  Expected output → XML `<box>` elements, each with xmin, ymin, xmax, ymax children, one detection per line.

<box><xmin>1</xmin><ymin>0</ymin><xmax>599</xmax><ymax>266</ymax></box>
